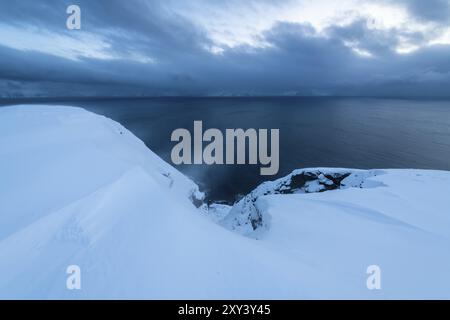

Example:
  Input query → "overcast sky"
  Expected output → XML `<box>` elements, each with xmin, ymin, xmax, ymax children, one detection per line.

<box><xmin>1</xmin><ymin>0</ymin><xmax>450</xmax><ymax>97</ymax></box>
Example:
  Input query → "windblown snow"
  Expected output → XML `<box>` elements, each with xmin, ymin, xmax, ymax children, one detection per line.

<box><xmin>0</xmin><ymin>105</ymin><xmax>449</xmax><ymax>299</ymax></box>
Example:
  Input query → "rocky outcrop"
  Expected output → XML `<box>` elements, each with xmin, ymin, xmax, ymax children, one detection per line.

<box><xmin>220</xmin><ymin>168</ymin><xmax>383</xmax><ymax>235</ymax></box>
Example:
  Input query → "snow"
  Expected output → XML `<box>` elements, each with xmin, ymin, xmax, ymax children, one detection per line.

<box><xmin>251</xmin><ymin>169</ymin><xmax>450</xmax><ymax>298</ymax></box>
<box><xmin>1</xmin><ymin>104</ymin><xmax>449</xmax><ymax>299</ymax></box>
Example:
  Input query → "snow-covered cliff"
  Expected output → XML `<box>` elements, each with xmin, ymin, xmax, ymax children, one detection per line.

<box><xmin>219</xmin><ymin>167</ymin><xmax>450</xmax><ymax>298</ymax></box>
<box><xmin>1</xmin><ymin>105</ymin><xmax>449</xmax><ymax>299</ymax></box>
<box><xmin>221</xmin><ymin>168</ymin><xmax>387</xmax><ymax>235</ymax></box>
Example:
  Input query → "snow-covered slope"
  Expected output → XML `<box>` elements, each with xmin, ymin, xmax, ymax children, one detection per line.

<box><xmin>0</xmin><ymin>105</ymin><xmax>204</xmax><ymax>241</ymax></box>
<box><xmin>221</xmin><ymin>168</ymin><xmax>450</xmax><ymax>298</ymax></box>
<box><xmin>221</xmin><ymin>168</ymin><xmax>382</xmax><ymax>235</ymax></box>
<box><xmin>1</xmin><ymin>105</ymin><xmax>449</xmax><ymax>299</ymax></box>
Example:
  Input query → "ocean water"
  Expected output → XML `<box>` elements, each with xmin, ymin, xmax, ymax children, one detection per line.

<box><xmin>2</xmin><ymin>97</ymin><xmax>450</xmax><ymax>202</ymax></box>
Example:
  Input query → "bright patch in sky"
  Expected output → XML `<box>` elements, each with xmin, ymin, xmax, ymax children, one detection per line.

<box><xmin>172</xmin><ymin>0</ymin><xmax>448</xmax><ymax>55</ymax></box>
<box><xmin>0</xmin><ymin>24</ymin><xmax>154</xmax><ymax>63</ymax></box>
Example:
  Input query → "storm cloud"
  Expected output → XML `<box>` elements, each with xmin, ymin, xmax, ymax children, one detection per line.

<box><xmin>0</xmin><ymin>0</ymin><xmax>450</xmax><ymax>97</ymax></box>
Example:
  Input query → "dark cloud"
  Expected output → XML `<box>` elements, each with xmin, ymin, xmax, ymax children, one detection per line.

<box><xmin>0</xmin><ymin>0</ymin><xmax>450</xmax><ymax>97</ymax></box>
<box><xmin>401</xmin><ymin>0</ymin><xmax>450</xmax><ymax>23</ymax></box>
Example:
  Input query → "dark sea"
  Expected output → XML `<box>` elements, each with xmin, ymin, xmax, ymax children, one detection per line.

<box><xmin>2</xmin><ymin>97</ymin><xmax>450</xmax><ymax>203</ymax></box>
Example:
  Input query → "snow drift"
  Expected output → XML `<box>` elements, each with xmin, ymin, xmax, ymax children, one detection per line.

<box><xmin>0</xmin><ymin>105</ymin><xmax>449</xmax><ymax>299</ymax></box>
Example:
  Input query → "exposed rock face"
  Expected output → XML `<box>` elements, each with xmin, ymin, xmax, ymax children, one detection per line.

<box><xmin>189</xmin><ymin>190</ymin><xmax>205</xmax><ymax>208</ymax></box>
<box><xmin>221</xmin><ymin>168</ymin><xmax>383</xmax><ymax>236</ymax></box>
<box><xmin>270</xmin><ymin>171</ymin><xmax>351</xmax><ymax>194</ymax></box>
